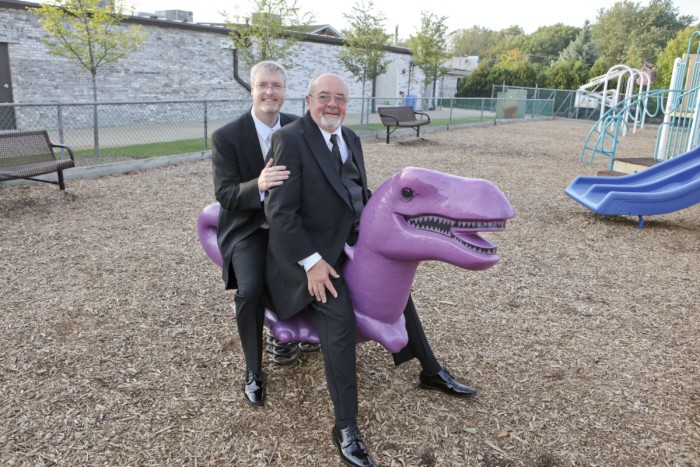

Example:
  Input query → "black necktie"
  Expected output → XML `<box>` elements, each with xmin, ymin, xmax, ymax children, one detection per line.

<box><xmin>330</xmin><ymin>134</ymin><xmax>343</xmax><ymax>166</ymax></box>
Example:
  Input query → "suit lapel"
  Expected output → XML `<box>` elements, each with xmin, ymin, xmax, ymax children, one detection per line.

<box><xmin>342</xmin><ymin>127</ymin><xmax>369</xmax><ymax>201</ymax></box>
<box><xmin>241</xmin><ymin>111</ymin><xmax>265</xmax><ymax>176</ymax></box>
<box><xmin>280</xmin><ymin>113</ymin><xmax>295</xmax><ymax>126</ymax></box>
<box><xmin>301</xmin><ymin>114</ymin><xmax>353</xmax><ymax>209</ymax></box>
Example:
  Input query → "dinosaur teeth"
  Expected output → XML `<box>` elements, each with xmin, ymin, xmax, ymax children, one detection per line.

<box><xmin>455</xmin><ymin>220</ymin><xmax>506</xmax><ymax>229</ymax></box>
<box><xmin>453</xmin><ymin>234</ymin><xmax>498</xmax><ymax>255</ymax></box>
<box><xmin>405</xmin><ymin>216</ymin><xmax>505</xmax><ymax>231</ymax></box>
<box><xmin>404</xmin><ymin>215</ymin><xmax>499</xmax><ymax>255</ymax></box>
<box><xmin>406</xmin><ymin>216</ymin><xmax>452</xmax><ymax>235</ymax></box>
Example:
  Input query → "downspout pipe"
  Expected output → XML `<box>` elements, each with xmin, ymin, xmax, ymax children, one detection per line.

<box><xmin>232</xmin><ymin>48</ymin><xmax>250</xmax><ymax>92</ymax></box>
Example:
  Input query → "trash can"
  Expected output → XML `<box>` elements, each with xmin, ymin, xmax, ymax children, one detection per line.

<box><xmin>405</xmin><ymin>94</ymin><xmax>416</xmax><ymax>110</ymax></box>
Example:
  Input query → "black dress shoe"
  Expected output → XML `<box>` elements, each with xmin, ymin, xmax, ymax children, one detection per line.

<box><xmin>244</xmin><ymin>370</ymin><xmax>265</xmax><ymax>406</ymax></box>
<box><xmin>419</xmin><ymin>368</ymin><xmax>477</xmax><ymax>397</ymax></box>
<box><xmin>332</xmin><ymin>425</ymin><xmax>374</xmax><ymax>467</ymax></box>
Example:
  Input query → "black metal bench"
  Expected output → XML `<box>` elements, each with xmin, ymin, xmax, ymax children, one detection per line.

<box><xmin>377</xmin><ymin>105</ymin><xmax>431</xmax><ymax>143</ymax></box>
<box><xmin>0</xmin><ymin>130</ymin><xmax>75</xmax><ymax>190</ymax></box>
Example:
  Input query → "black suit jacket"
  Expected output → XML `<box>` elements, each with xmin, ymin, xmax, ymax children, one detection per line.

<box><xmin>265</xmin><ymin>112</ymin><xmax>370</xmax><ymax>319</ymax></box>
<box><xmin>212</xmin><ymin>110</ymin><xmax>297</xmax><ymax>289</ymax></box>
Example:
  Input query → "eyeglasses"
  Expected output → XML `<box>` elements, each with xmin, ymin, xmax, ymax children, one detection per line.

<box><xmin>311</xmin><ymin>93</ymin><xmax>349</xmax><ymax>105</ymax></box>
<box><xmin>254</xmin><ymin>82</ymin><xmax>285</xmax><ymax>92</ymax></box>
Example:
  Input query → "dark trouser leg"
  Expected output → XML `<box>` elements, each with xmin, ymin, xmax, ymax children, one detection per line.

<box><xmin>309</xmin><ymin>278</ymin><xmax>358</xmax><ymax>429</ymax></box>
<box><xmin>231</xmin><ymin>228</ymin><xmax>268</xmax><ymax>374</ymax></box>
<box><xmin>392</xmin><ymin>295</ymin><xmax>441</xmax><ymax>374</ymax></box>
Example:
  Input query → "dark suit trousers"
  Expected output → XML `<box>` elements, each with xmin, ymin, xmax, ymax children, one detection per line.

<box><xmin>392</xmin><ymin>296</ymin><xmax>442</xmax><ymax>375</ymax></box>
<box><xmin>308</xmin><ymin>276</ymin><xmax>358</xmax><ymax>429</ymax></box>
<box><xmin>231</xmin><ymin>228</ymin><xmax>268</xmax><ymax>374</ymax></box>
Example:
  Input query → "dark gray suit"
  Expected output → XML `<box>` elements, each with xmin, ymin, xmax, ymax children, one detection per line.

<box><xmin>265</xmin><ymin>112</ymin><xmax>441</xmax><ymax>428</ymax></box>
<box><xmin>265</xmin><ymin>113</ymin><xmax>370</xmax><ymax>318</ymax></box>
<box><xmin>212</xmin><ymin>110</ymin><xmax>297</xmax><ymax>374</ymax></box>
<box><xmin>265</xmin><ymin>112</ymin><xmax>368</xmax><ymax>427</ymax></box>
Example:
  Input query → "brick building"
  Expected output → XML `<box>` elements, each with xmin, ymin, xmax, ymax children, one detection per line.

<box><xmin>0</xmin><ymin>0</ymin><xmax>423</xmax><ymax>111</ymax></box>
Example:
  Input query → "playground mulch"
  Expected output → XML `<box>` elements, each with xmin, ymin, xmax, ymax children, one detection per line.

<box><xmin>0</xmin><ymin>119</ymin><xmax>698</xmax><ymax>466</ymax></box>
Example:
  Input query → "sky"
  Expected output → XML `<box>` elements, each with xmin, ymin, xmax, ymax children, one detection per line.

<box><xmin>126</xmin><ymin>0</ymin><xmax>698</xmax><ymax>37</ymax></box>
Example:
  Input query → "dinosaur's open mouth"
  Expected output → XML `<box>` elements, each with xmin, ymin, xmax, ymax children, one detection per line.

<box><xmin>403</xmin><ymin>215</ymin><xmax>506</xmax><ymax>255</ymax></box>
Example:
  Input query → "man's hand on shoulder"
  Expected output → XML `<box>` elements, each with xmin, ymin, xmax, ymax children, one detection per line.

<box><xmin>258</xmin><ymin>159</ymin><xmax>290</xmax><ymax>191</ymax></box>
<box><xmin>306</xmin><ymin>259</ymin><xmax>339</xmax><ymax>303</ymax></box>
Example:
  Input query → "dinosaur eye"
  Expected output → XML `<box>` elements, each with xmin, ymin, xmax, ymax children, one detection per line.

<box><xmin>401</xmin><ymin>187</ymin><xmax>415</xmax><ymax>200</ymax></box>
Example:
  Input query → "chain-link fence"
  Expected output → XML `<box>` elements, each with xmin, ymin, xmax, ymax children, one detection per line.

<box><xmin>489</xmin><ymin>83</ymin><xmax>674</xmax><ymax>124</ymax></box>
<box><xmin>0</xmin><ymin>95</ymin><xmax>554</xmax><ymax>166</ymax></box>
<box><xmin>490</xmin><ymin>84</ymin><xmax>601</xmax><ymax>120</ymax></box>
<box><xmin>0</xmin><ymin>99</ymin><xmax>305</xmax><ymax>156</ymax></box>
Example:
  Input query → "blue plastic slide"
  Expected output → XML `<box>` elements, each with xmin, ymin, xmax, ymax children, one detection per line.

<box><xmin>565</xmin><ymin>145</ymin><xmax>700</xmax><ymax>228</ymax></box>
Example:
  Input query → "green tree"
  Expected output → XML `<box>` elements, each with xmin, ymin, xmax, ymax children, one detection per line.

<box><xmin>338</xmin><ymin>1</ymin><xmax>390</xmax><ymax>123</ymax></box>
<box><xmin>408</xmin><ymin>11</ymin><xmax>452</xmax><ymax>106</ymax></box>
<box><xmin>545</xmin><ymin>59</ymin><xmax>589</xmax><ymax>89</ymax></box>
<box><xmin>627</xmin><ymin>0</ymin><xmax>695</xmax><ymax>65</ymax></box>
<box><xmin>593</xmin><ymin>0</ymin><xmax>695</xmax><ymax>67</ymax></box>
<box><xmin>30</xmin><ymin>0</ymin><xmax>145</xmax><ymax>156</ymax></box>
<box><xmin>526</xmin><ymin>24</ymin><xmax>579</xmax><ymax>64</ymax></box>
<box><xmin>655</xmin><ymin>27</ymin><xmax>700</xmax><ymax>89</ymax></box>
<box><xmin>224</xmin><ymin>0</ymin><xmax>313</xmax><ymax>67</ymax></box>
<box><xmin>450</xmin><ymin>26</ymin><xmax>495</xmax><ymax>57</ymax></box>
<box><xmin>591</xmin><ymin>1</ymin><xmax>638</xmax><ymax>65</ymax></box>
<box><xmin>588</xmin><ymin>56</ymin><xmax>612</xmax><ymax>79</ymax></box>
<box><xmin>486</xmin><ymin>26</ymin><xmax>527</xmax><ymax>59</ymax></box>
<box><xmin>489</xmin><ymin>49</ymin><xmax>538</xmax><ymax>87</ymax></box>
<box><xmin>456</xmin><ymin>61</ymin><xmax>492</xmax><ymax>97</ymax></box>
<box><xmin>559</xmin><ymin>20</ymin><xmax>599</xmax><ymax>67</ymax></box>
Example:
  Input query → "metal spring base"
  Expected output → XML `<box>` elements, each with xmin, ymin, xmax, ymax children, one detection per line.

<box><xmin>265</xmin><ymin>331</ymin><xmax>300</xmax><ymax>366</ymax></box>
<box><xmin>298</xmin><ymin>342</ymin><xmax>322</xmax><ymax>353</ymax></box>
<box><xmin>265</xmin><ymin>331</ymin><xmax>322</xmax><ymax>365</ymax></box>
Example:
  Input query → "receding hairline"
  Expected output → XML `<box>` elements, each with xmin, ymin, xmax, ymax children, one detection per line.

<box><xmin>250</xmin><ymin>61</ymin><xmax>287</xmax><ymax>85</ymax></box>
<box><xmin>307</xmin><ymin>73</ymin><xmax>348</xmax><ymax>96</ymax></box>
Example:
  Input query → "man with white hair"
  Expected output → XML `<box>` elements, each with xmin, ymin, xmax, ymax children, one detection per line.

<box><xmin>265</xmin><ymin>73</ymin><xmax>476</xmax><ymax>467</ymax></box>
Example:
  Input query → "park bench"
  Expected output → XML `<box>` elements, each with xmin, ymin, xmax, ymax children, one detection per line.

<box><xmin>377</xmin><ymin>105</ymin><xmax>431</xmax><ymax>143</ymax></box>
<box><xmin>0</xmin><ymin>130</ymin><xmax>75</xmax><ymax>190</ymax></box>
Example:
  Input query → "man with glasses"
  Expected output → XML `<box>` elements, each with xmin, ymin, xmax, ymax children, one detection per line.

<box><xmin>212</xmin><ymin>61</ymin><xmax>297</xmax><ymax>407</ymax></box>
<box><xmin>265</xmin><ymin>73</ymin><xmax>476</xmax><ymax>467</ymax></box>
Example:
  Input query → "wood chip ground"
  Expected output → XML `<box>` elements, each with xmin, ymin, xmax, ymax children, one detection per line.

<box><xmin>1</xmin><ymin>119</ymin><xmax>698</xmax><ymax>466</ymax></box>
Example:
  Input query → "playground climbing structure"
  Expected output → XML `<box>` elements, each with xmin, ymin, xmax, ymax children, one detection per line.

<box><xmin>580</xmin><ymin>31</ymin><xmax>700</xmax><ymax>170</ymax></box>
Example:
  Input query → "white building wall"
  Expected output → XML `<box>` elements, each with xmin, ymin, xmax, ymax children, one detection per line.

<box><xmin>0</xmin><ymin>4</ymin><xmax>419</xmax><ymax>105</ymax></box>
<box><xmin>0</xmin><ymin>9</ymin><xmax>250</xmax><ymax>103</ymax></box>
<box><xmin>0</xmin><ymin>2</ymin><xmax>425</xmax><ymax>129</ymax></box>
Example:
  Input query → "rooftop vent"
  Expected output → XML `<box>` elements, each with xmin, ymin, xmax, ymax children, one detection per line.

<box><xmin>155</xmin><ymin>10</ymin><xmax>194</xmax><ymax>22</ymax></box>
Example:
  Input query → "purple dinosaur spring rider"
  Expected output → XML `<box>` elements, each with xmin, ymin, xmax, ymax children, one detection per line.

<box><xmin>198</xmin><ymin>167</ymin><xmax>515</xmax><ymax>363</ymax></box>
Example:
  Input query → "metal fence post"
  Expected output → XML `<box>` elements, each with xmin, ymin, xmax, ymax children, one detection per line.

<box><xmin>57</xmin><ymin>104</ymin><xmax>64</xmax><ymax>144</ymax></box>
<box><xmin>448</xmin><ymin>98</ymin><xmax>454</xmax><ymax>130</ymax></box>
<box><xmin>365</xmin><ymin>96</ymin><xmax>371</xmax><ymax>130</ymax></box>
<box><xmin>203</xmin><ymin>100</ymin><xmax>209</xmax><ymax>150</ymax></box>
<box><xmin>57</xmin><ymin>104</ymin><xmax>66</xmax><ymax>158</ymax></box>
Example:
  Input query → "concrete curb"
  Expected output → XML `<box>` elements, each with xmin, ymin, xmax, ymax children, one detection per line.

<box><xmin>0</xmin><ymin>151</ymin><xmax>212</xmax><ymax>188</ymax></box>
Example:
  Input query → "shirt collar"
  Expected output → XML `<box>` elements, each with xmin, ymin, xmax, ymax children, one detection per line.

<box><xmin>319</xmin><ymin>127</ymin><xmax>342</xmax><ymax>146</ymax></box>
<box><xmin>251</xmin><ymin>109</ymin><xmax>281</xmax><ymax>141</ymax></box>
